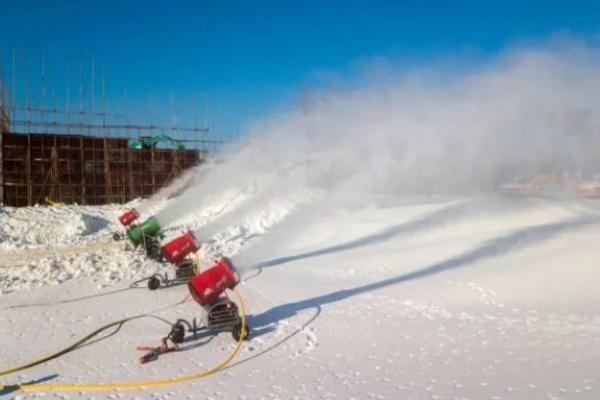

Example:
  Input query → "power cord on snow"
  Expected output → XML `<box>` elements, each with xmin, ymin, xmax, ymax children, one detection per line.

<box><xmin>0</xmin><ymin>289</ymin><xmax>246</xmax><ymax>392</ymax></box>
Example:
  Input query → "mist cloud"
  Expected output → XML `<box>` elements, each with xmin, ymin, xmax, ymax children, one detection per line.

<box><xmin>156</xmin><ymin>42</ymin><xmax>600</xmax><ymax>229</ymax></box>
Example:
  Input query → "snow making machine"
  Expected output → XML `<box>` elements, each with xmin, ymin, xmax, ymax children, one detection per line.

<box><xmin>142</xmin><ymin>230</ymin><xmax>201</xmax><ymax>290</ymax></box>
<box><xmin>113</xmin><ymin>208</ymin><xmax>140</xmax><ymax>241</ymax></box>
<box><xmin>125</xmin><ymin>216</ymin><xmax>165</xmax><ymax>262</ymax></box>
<box><xmin>138</xmin><ymin>257</ymin><xmax>249</xmax><ymax>363</ymax></box>
<box><xmin>169</xmin><ymin>257</ymin><xmax>248</xmax><ymax>343</ymax></box>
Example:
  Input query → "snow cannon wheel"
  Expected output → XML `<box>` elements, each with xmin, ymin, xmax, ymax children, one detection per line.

<box><xmin>147</xmin><ymin>276</ymin><xmax>161</xmax><ymax>290</ymax></box>
<box><xmin>232</xmin><ymin>321</ymin><xmax>249</xmax><ymax>341</ymax></box>
<box><xmin>113</xmin><ymin>232</ymin><xmax>123</xmax><ymax>241</ymax></box>
<box><xmin>169</xmin><ymin>323</ymin><xmax>186</xmax><ymax>344</ymax></box>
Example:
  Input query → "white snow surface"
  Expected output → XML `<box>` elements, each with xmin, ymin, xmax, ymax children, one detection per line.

<box><xmin>2</xmin><ymin>194</ymin><xmax>600</xmax><ymax>399</ymax></box>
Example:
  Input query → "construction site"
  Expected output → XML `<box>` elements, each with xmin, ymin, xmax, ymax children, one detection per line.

<box><xmin>0</xmin><ymin>78</ymin><xmax>219</xmax><ymax>207</ymax></box>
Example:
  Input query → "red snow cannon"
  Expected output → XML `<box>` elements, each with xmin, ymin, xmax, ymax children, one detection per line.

<box><xmin>118</xmin><ymin>208</ymin><xmax>139</xmax><ymax>227</ymax></box>
<box><xmin>188</xmin><ymin>258</ymin><xmax>240</xmax><ymax>307</ymax></box>
<box><xmin>162</xmin><ymin>231</ymin><xmax>200</xmax><ymax>265</ymax></box>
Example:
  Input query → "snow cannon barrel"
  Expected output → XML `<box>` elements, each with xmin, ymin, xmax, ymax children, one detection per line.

<box><xmin>188</xmin><ymin>258</ymin><xmax>240</xmax><ymax>307</ymax></box>
<box><xmin>162</xmin><ymin>231</ymin><xmax>200</xmax><ymax>264</ymax></box>
<box><xmin>127</xmin><ymin>216</ymin><xmax>162</xmax><ymax>246</ymax></box>
<box><xmin>118</xmin><ymin>208</ymin><xmax>139</xmax><ymax>227</ymax></box>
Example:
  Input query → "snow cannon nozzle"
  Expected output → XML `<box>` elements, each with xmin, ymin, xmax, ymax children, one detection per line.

<box><xmin>118</xmin><ymin>208</ymin><xmax>139</xmax><ymax>227</ymax></box>
<box><xmin>188</xmin><ymin>257</ymin><xmax>240</xmax><ymax>307</ymax></box>
<box><xmin>127</xmin><ymin>216</ymin><xmax>162</xmax><ymax>247</ymax></box>
<box><xmin>162</xmin><ymin>230</ymin><xmax>200</xmax><ymax>265</ymax></box>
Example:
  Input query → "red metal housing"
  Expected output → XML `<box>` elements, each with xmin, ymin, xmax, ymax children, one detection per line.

<box><xmin>118</xmin><ymin>208</ymin><xmax>140</xmax><ymax>226</ymax></box>
<box><xmin>188</xmin><ymin>258</ymin><xmax>240</xmax><ymax>307</ymax></box>
<box><xmin>162</xmin><ymin>231</ymin><xmax>200</xmax><ymax>264</ymax></box>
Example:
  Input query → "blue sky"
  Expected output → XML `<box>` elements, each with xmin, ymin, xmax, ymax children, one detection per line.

<box><xmin>1</xmin><ymin>0</ymin><xmax>599</xmax><ymax>141</ymax></box>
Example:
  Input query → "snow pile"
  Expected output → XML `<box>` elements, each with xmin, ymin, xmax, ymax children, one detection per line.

<box><xmin>0</xmin><ymin>205</ymin><xmax>115</xmax><ymax>250</ymax></box>
<box><xmin>0</xmin><ymin>204</ymin><xmax>164</xmax><ymax>293</ymax></box>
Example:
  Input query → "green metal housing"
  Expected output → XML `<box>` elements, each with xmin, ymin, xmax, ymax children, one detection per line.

<box><xmin>127</xmin><ymin>216</ymin><xmax>162</xmax><ymax>246</ymax></box>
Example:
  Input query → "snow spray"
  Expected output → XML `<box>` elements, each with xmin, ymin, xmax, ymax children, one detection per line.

<box><xmin>152</xmin><ymin>43</ymin><xmax>600</xmax><ymax>262</ymax></box>
<box><xmin>165</xmin><ymin>44</ymin><xmax>600</xmax><ymax>211</ymax></box>
<box><xmin>136</xmin><ymin>168</ymin><xmax>199</xmax><ymax>215</ymax></box>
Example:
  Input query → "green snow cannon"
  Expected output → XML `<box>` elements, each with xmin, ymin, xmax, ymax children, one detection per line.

<box><xmin>126</xmin><ymin>216</ymin><xmax>164</xmax><ymax>261</ymax></box>
<box><xmin>127</xmin><ymin>216</ymin><xmax>162</xmax><ymax>246</ymax></box>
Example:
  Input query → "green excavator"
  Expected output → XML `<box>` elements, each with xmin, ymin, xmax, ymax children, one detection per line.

<box><xmin>128</xmin><ymin>134</ymin><xmax>186</xmax><ymax>150</ymax></box>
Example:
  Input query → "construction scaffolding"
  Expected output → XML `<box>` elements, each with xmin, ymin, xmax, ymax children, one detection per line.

<box><xmin>2</xmin><ymin>132</ymin><xmax>202</xmax><ymax>206</ymax></box>
<box><xmin>0</xmin><ymin>52</ymin><xmax>224</xmax><ymax>207</ymax></box>
<box><xmin>0</xmin><ymin>106</ymin><xmax>220</xmax><ymax>207</ymax></box>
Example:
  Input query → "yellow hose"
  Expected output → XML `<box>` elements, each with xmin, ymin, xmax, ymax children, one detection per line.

<box><xmin>0</xmin><ymin>294</ymin><xmax>191</xmax><ymax>378</ymax></box>
<box><xmin>0</xmin><ymin>289</ymin><xmax>246</xmax><ymax>392</ymax></box>
<box><xmin>0</xmin><ymin>242</ymin><xmax>122</xmax><ymax>260</ymax></box>
<box><xmin>0</xmin><ymin>263</ymin><xmax>27</xmax><ymax>269</ymax></box>
<box><xmin>195</xmin><ymin>250</ymin><xmax>202</xmax><ymax>274</ymax></box>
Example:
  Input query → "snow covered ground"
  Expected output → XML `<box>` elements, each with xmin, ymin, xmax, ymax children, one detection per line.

<box><xmin>2</xmin><ymin>193</ymin><xmax>600</xmax><ymax>399</ymax></box>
